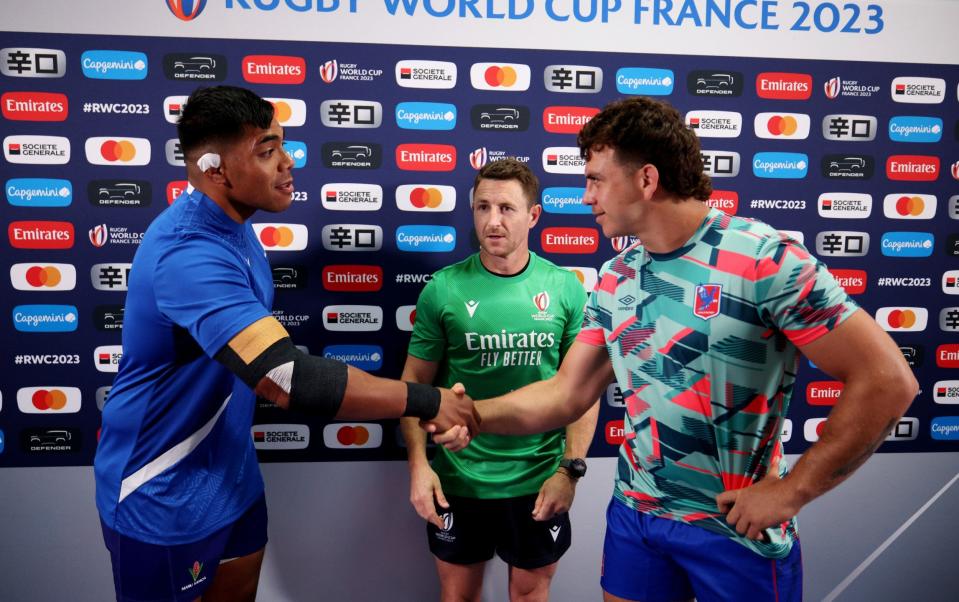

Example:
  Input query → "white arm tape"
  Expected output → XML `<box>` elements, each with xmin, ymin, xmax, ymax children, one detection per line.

<box><xmin>197</xmin><ymin>152</ymin><xmax>221</xmax><ymax>171</ymax></box>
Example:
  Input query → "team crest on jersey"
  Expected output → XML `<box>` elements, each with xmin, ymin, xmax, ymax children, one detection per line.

<box><xmin>694</xmin><ymin>284</ymin><xmax>722</xmax><ymax>319</ymax></box>
<box><xmin>532</xmin><ymin>291</ymin><xmax>554</xmax><ymax>321</ymax></box>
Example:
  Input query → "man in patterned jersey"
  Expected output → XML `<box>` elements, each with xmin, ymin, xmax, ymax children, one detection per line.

<box><xmin>94</xmin><ymin>86</ymin><xmax>476</xmax><ymax>602</ymax></box>
<box><xmin>449</xmin><ymin>98</ymin><xmax>917</xmax><ymax>601</ymax></box>
<box><xmin>401</xmin><ymin>159</ymin><xmax>599</xmax><ymax>601</ymax></box>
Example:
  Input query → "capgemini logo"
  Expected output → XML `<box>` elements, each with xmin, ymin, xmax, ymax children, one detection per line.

<box><xmin>166</xmin><ymin>0</ymin><xmax>207</xmax><ymax>21</ymax></box>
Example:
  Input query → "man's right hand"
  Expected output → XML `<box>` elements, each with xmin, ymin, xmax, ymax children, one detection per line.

<box><xmin>421</xmin><ymin>383</ymin><xmax>479</xmax><ymax>437</ymax></box>
<box><xmin>409</xmin><ymin>463</ymin><xmax>449</xmax><ymax>529</ymax></box>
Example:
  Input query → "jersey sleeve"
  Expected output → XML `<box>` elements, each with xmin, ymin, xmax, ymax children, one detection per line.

<box><xmin>576</xmin><ymin>259</ymin><xmax>615</xmax><ymax>348</ymax></box>
<box><xmin>154</xmin><ymin>234</ymin><xmax>271</xmax><ymax>357</ymax></box>
<box><xmin>407</xmin><ymin>275</ymin><xmax>447</xmax><ymax>362</ymax></box>
<box><xmin>754</xmin><ymin>234</ymin><xmax>859</xmax><ymax>347</ymax></box>
<box><xmin>560</xmin><ymin>271</ymin><xmax>588</xmax><ymax>356</ymax></box>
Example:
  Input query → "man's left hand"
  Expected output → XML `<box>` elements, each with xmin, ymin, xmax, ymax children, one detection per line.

<box><xmin>532</xmin><ymin>471</ymin><xmax>576</xmax><ymax>522</ymax></box>
<box><xmin>715</xmin><ymin>458</ymin><xmax>800</xmax><ymax>541</ymax></box>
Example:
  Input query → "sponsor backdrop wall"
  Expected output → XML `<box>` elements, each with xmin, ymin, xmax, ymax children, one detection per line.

<box><xmin>2</xmin><ymin>1</ymin><xmax>958</xmax><ymax>600</ymax></box>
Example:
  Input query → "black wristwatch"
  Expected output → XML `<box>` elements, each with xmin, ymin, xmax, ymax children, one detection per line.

<box><xmin>558</xmin><ymin>458</ymin><xmax>587</xmax><ymax>480</ymax></box>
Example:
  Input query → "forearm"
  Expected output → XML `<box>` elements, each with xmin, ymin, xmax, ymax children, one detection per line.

<box><xmin>335</xmin><ymin>367</ymin><xmax>409</xmax><ymax>420</ymax></box>
<box><xmin>563</xmin><ymin>398</ymin><xmax>600</xmax><ymax>458</ymax></box>
<box><xmin>400</xmin><ymin>417</ymin><xmax>429</xmax><ymax>468</ymax></box>
<box><xmin>783</xmin><ymin>371</ymin><xmax>915</xmax><ymax>506</ymax></box>
<box><xmin>478</xmin><ymin>376</ymin><xmax>590</xmax><ymax>435</ymax></box>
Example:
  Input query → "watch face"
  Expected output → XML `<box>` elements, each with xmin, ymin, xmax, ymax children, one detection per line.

<box><xmin>563</xmin><ymin>458</ymin><xmax>587</xmax><ymax>478</ymax></box>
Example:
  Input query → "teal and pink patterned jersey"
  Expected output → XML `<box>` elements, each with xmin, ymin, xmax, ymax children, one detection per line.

<box><xmin>578</xmin><ymin>208</ymin><xmax>858</xmax><ymax>558</ymax></box>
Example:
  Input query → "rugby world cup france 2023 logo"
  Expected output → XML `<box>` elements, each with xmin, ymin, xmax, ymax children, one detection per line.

<box><xmin>166</xmin><ymin>0</ymin><xmax>207</xmax><ymax>21</ymax></box>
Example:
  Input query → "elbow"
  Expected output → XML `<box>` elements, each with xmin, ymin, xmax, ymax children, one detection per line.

<box><xmin>884</xmin><ymin>364</ymin><xmax>919</xmax><ymax>417</ymax></box>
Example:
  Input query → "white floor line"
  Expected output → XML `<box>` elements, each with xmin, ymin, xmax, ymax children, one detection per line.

<box><xmin>822</xmin><ymin>470</ymin><xmax>959</xmax><ymax>602</ymax></box>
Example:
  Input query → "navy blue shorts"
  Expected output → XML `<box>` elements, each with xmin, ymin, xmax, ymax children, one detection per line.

<box><xmin>100</xmin><ymin>495</ymin><xmax>268</xmax><ymax>602</ymax></box>
<box><xmin>601</xmin><ymin>497</ymin><xmax>802</xmax><ymax>602</ymax></box>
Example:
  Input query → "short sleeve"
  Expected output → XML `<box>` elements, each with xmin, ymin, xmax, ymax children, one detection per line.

<box><xmin>560</xmin><ymin>271</ymin><xmax>588</xmax><ymax>356</ymax></box>
<box><xmin>576</xmin><ymin>260</ymin><xmax>614</xmax><ymax>348</ymax></box>
<box><xmin>754</xmin><ymin>235</ymin><xmax>859</xmax><ymax>347</ymax></box>
<box><xmin>154</xmin><ymin>235</ymin><xmax>271</xmax><ymax>357</ymax></box>
<box><xmin>407</xmin><ymin>275</ymin><xmax>447</xmax><ymax>362</ymax></box>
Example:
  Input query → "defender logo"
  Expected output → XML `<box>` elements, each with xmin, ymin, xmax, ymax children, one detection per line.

<box><xmin>163</xmin><ymin>53</ymin><xmax>226</xmax><ymax>81</ymax></box>
<box><xmin>88</xmin><ymin>180</ymin><xmax>151</xmax><ymax>208</ymax></box>
<box><xmin>322</xmin><ymin>142</ymin><xmax>381</xmax><ymax>169</ymax></box>
<box><xmin>693</xmin><ymin>284</ymin><xmax>722</xmax><ymax>320</ymax></box>
<box><xmin>22</xmin><ymin>428</ymin><xmax>81</xmax><ymax>453</ymax></box>
<box><xmin>272</xmin><ymin>266</ymin><xmax>307</xmax><ymax>290</ymax></box>
<box><xmin>544</xmin><ymin>65</ymin><xmax>602</xmax><ymax>93</ymax></box>
<box><xmin>94</xmin><ymin>304</ymin><xmax>125</xmax><ymax>331</ymax></box>
<box><xmin>821</xmin><ymin>154</ymin><xmax>874</xmax><ymax>180</ymax></box>
<box><xmin>472</xmin><ymin>104</ymin><xmax>530</xmax><ymax>132</ymax></box>
<box><xmin>687</xmin><ymin>70</ymin><xmax>743</xmax><ymax>96</ymax></box>
<box><xmin>0</xmin><ymin>48</ymin><xmax>66</xmax><ymax>78</ymax></box>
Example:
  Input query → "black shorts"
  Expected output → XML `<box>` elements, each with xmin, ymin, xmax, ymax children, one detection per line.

<box><xmin>426</xmin><ymin>493</ymin><xmax>572</xmax><ymax>569</ymax></box>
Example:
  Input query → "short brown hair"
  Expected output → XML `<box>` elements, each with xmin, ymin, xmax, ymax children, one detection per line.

<box><xmin>577</xmin><ymin>97</ymin><xmax>712</xmax><ymax>201</ymax></box>
<box><xmin>473</xmin><ymin>158</ymin><xmax>539</xmax><ymax>209</ymax></box>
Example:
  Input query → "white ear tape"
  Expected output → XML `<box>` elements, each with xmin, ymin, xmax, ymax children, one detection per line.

<box><xmin>197</xmin><ymin>152</ymin><xmax>221</xmax><ymax>172</ymax></box>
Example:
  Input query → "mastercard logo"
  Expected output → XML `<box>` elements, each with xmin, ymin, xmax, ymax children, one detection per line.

<box><xmin>803</xmin><ymin>418</ymin><xmax>828</xmax><ymax>442</ymax></box>
<box><xmin>322</xmin><ymin>423</ymin><xmax>383</xmax><ymax>448</ymax></box>
<box><xmin>470</xmin><ymin>62</ymin><xmax>531</xmax><ymax>91</ymax></box>
<box><xmin>17</xmin><ymin>386</ymin><xmax>81</xmax><ymax>414</ymax></box>
<box><xmin>754</xmin><ymin>112</ymin><xmax>810</xmax><ymax>139</ymax></box>
<box><xmin>883</xmin><ymin>193</ymin><xmax>936</xmax><ymax>219</ymax></box>
<box><xmin>10</xmin><ymin>263</ymin><xmax>76</xmax><ymax>291</ymax></box>
<box><xmin>252</xmin><ymin>223</ymin><xmax>308</xmax><ymax>251</ymax></box>
<box><xmin>395</xmin><ymin>305</ymin><xmax>416</xmax><ymax>332</ymax></box>
<box><xmin>266</xmin><ymin>98</ymin><xmax>306</xmax><ymax>127</ymax></box>
<box><xmin>396</xmin><ymin>184</ymin><xmax>456</xmax><ymax>212</ymax></box>
<box><xmin>85</xmin><ymin>137</ymin><xmax>150</xmax><ymax>166</ymax></box>
<box><xmin>876</xmin><ymin>307</ymin><xmax>928</xmax><ymax>332</ymax></box>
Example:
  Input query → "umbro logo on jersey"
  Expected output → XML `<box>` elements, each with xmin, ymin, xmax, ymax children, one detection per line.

<box><xmin>693</xmin><ymin>284</ymin><xmax>722</xmax><ymax>320</ymax></box>
<box><xmin>465</xmin><ymin>300</ymin><xmax>479</xmax><ymax>318</ymax></box>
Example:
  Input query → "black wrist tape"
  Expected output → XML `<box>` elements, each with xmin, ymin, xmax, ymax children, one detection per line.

<box><xmin>404</xmin><ymin>382</ymin><xmax>441</xmax><ymax>419</ymax></box>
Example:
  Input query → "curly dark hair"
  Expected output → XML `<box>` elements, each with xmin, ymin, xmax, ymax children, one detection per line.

<box><xmin>577</xmin><ymin>97</ymin><xmax>712</xmax><ymax>201</ymax></box>
<box><xmin>473</xmin><ymin>158</ymin><xmax>539</xmax><ymax>209</ymax></box>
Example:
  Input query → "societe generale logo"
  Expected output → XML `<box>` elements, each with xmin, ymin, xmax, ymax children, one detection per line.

<box><xmin>806</xmin><ymin>381</ymin><xmax>844</xmax><ymax>406</ymax></box>
<box><xmin>875</xmin><ymin>307</ymin><xmax>928</xmax><ymax>332</ymax></box>
<box><xmin>322</xmin><ymin>423</ymin><xmax>383</xmax><ymax>448</ymax></box>
<box><xmin>10</xmin><ymin>263</ymin><xmax>76</xmax><ymax>291</ymax></box>
<box><xmin>891</xmin><ymin>76</ymin><xmax>946</xmax><ymax>104</ymax></box>
<box><xmin>8</xmin><ymin>221</ymin><xmax>74</xmax><ymax>249</ymax></box>
<box><xmin>322</xmin><ymin>265</ymin><xmax>382</xmax><ymax>292</ymax></box>
<box><xmin>242</xmin><ymin>55</ymin><xmax>306</xmax><ymax>85</ymax></box>
<box><xmin>2</xmin><ymin>92</ymin><xmax>68</xmax><ymax>121</ymax></box>
<box><xmin>470</xmin><ymin>62</ymin><xmax>531</xmax><ymax>91</ymax></box>
<box><xmin>163</xmin><ymin>95</ymin><xmax>189</xmax><ymax>124</ymax></box>
<box><xmin>542</xmin><ymin>106</ymin><xmax>599</xmax><ymax>134</ymax></box>
<box><xmin>828</xmin><ymin>268</ymin><xmax>867</xmax><ymax>295</ymax></box>
<box><xmin>541</xmin><ymin>227</ymin><xmax>599</xmax><ymax>254</ymax></box>
<box><xmin>395</xmin><ymin>60</ymin><xmax>457</xmax><ymax>90</ymax></box>
<box><xmin>395</xmin><ymin>143</ymin><xmax>456</xmax><ymax>171</ymax></box>
<box><xmin>321</xmin><ymin>183</ymin><xmax>383</xmax><ymax>211</ymax></box>
<box><xmin>17</xmin><ymin>387</ymin><xmax>81</xmax><ymax>413</ymax></box>
<box><xmin>395</xmin><ymin>184</ymin><xmax>456</xmax><ymax>212</ymax></box>
<box><xmin>885</xmin><ymin>155</ymin><xmax>940</xmax><ymax>181</ymax></box>
<box><xmin>252</xmin><ymin>223</ymin><xmax>308</xmax><ymax>251</ymax></box>
<box><xmin>4</xmin><ymin>134</ymin><xmax>70</xmax><ymax>164</ymax></box>
<box><xmin>323</xmin><ymin>305</ymin><xmax>383</xmax><ymax>332</ymax></box>
<box><xmin>542</xmin><ymin>147</ymin><xmax>586</xmax><ymax>174</ymax></box>
<box><xmin>685</xmin><ymin>110</ymin><xmax>742</xmax><ymax>138</ymax></box>
<box><xmin>85</xmin><ymin>137</ymin><xmax>151</xmax><ymax>166</ymax></box>
<box><xmin>395</xmin><ymin>305</ymin><xmax>416</xmax><ymax>332</ymax></box>
<box><xmin>755</xmin><ymin>72</ymin><xmax>812</xmax><ymax>100</ymax></box>
<box><xmin>817</xmin><ymin>193</ymin><xmax>873</xmax><ymax>218</ymax></box>
<box><xmin>251</xmin><ymin>424</ymin><xmax>310</xmax><ymax>450</ymax></box>
<box><xmin>94</xmin><ymin>344</ymin><xmax>123</xmax><ymax>373</ymax></box>
<box><xmin>706</xmin><ymin>190</ymin><xmax>738</xmax><ymax>215</ymax></box>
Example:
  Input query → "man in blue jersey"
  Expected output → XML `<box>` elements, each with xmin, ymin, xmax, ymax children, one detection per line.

<box><xmin>94</xmin><ymin>85</ymin><xmax>477</xmax><ymax>602</ymax></box>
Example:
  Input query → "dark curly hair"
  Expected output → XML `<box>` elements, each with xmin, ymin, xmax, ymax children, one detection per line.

<box><xmin>577</xmin><ymin>97</ymin><xmax>712</xmax><ymax>201</ymax></box>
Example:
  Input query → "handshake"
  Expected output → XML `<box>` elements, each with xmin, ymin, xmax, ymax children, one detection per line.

<box><xmin>420</xmin><ymin>383</ymin><xmax>478</xmax><ymax>451</ymax></box>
